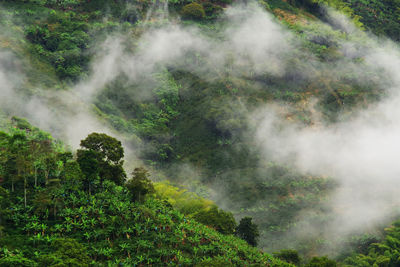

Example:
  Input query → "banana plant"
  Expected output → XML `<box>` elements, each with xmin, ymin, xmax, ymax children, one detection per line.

<box><xmin>83</xmin><ymin>231</ymin><xmax>92</xmax><ymax>243</ymax></box>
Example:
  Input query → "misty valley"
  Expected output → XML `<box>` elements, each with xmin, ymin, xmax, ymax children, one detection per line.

<box><xmin>1</xmin><ymin>0</ymin><xmax>400</xmax><ymax>266</ymax></box>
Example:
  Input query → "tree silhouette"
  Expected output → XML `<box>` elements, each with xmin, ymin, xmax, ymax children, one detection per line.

<box><xmin>236</xmin><ymin>217</ymin><xmax>259</xmax><ymax>247</ymax></box>
<box><xmin>77</xmin><ymin>133</ymin><xmax>126</xmax><ymax>186</ymax></box>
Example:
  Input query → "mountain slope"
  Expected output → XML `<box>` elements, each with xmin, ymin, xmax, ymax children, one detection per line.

<box><xmin>1</xmin><ymin>0</ymin><xmax>400</xmax><ymax>261</ymax></box>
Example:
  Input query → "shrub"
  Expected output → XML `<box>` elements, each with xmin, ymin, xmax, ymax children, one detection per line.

<box><xmin>273</xmin><ymin>249</ymin><xmax>301</xmax><ymax>265</ymax></box>
<box><xmin>306</xmin><ymin>256</ymin><xmax>337</xmax><ymax>267</ymax></box>
<box><xmin>202</xmin><ymin>2</ymin><xmax>223</xmax><ymax>18</ymax></box>
<box><xmin>181</xmin><ymin>2</ymin><xmax>205</xmax><ymax>20</ymax></box>
<box><xmin>192</xmin><ymin>206</ymin><xmax>237</xmax><ymax>235</ymax></box>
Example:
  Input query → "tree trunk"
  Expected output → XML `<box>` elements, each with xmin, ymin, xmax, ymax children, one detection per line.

<box><xmin>45</xmin><ymin>170</ymin><xmax>49</xmax><ymax>186</ymax></box>
<box><xmin>54</xmin><ymin>201</ymin><xmax>56</xmax><ymax>218</ymax></box>
<box><xmin>34</xmin><ymin>167</ymin><xmax>37</xmax><ymax>187</ymax></box>
<box><xmin>24</xmin><ymin>177</ymin><xmax>27</xmax><ymax>208</ymax></box>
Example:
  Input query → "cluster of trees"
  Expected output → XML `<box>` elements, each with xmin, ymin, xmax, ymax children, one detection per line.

<box><xmin>180</xmin><ymin>0</ymin><xmax>227</xmax><ymax>20</ymax></box>
<box><xmin>342</xmin><ymin>220</ymin><xmax>400</xmax><ymax>266</ymax></box>
<box><xmin>346</xmin><ymin>0</ymin><xmax>400</xmax><ymax>41</ymax></box>
<box><xmin>4</xmin><ymin>0</ymin><xmax>400</xmax><ymax>263</ymax></box>
<box><xmin>1</xmin><ymin>0</ymin><xmax>141</xmax><ymax>81</ymax></box>
<box><xmin>0</xmin><ymin>119</ymin><xmax>152</xmax><ymax>218</ymax></box>
<box><xmin>0</xmin><ymin>118</ymin><xmax>65</xmax><ymax>208</ymax></box>
<box><xmin>24</xmin><ymin>10</ymin><xmax>90</xmax><ymax>80</ymax></box>
<box><xmin>0</xmin><ymin>119</ymin><xmax>293</xmax><ymax>265</ymax></box>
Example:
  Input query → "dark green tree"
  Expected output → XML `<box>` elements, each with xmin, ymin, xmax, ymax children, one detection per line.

<box><xmin>236</xmin><ymin>217</ymin><xmax>260</xmax><ymax>247</ymax></box>
<box><xmin>38</xmin><ymin>238</ymin><xmax>90</xmax><ymax>267</ymax></box>
<box><xmin>306</xmin><ymin>256</ymin><xmax>337</xmax><ymax>267</ymax></box>
<box><xmin>77</xmin><ymin>150</ymin><xmax>99</xmax><ymax>194</ymax></box>
<box><xmin>0</xmin><ymin>186</ymin><xmax>10</xmax><ymax>236</ymax></box>
<box><xmin>8</xmin><ymin>133</ymin><xmax>31</xmax><ymax>207</ymax></box>
<box><xmin>78</xmin><ymin>133</ymin><xmax>126</xmax><ymax>185</ymax></box>
<box><xmin>0</xmin><ymin>250</ymin><xmax>35</xmax><ymax>267</ymax></box>
<box><xmin>273</xmin><ymin>249</ymin><xmax>301</xmax><ymax>265</ymax></box>
<box><xmin>62</xmin><ymin>160</ymin><xmax>83</xmax><ymax>191</ymax></box>
<box><xmin>125</xmin><ymin>167</ymin><xmax>155</xmax><ymax>202</ymax></box>
<box><xmin>0</xmin><ymin>132</ymin><xmax>9</xmax><ymax>187</ymax></box>
<box><xmin>193</xmin><ymin>206</ymin><xmax>237</xmax><ymax>235</ymax></box>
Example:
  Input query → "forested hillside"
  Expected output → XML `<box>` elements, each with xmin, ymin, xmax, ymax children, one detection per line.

<box><xmin>2</xmin><ymin>0</ymin><xmax>400</xmax><ymax>265</ymax></box>
<box><xmin>0</xmin><ymin>119</ymin><xmax>292</xmax><ymax>265</ymax></box>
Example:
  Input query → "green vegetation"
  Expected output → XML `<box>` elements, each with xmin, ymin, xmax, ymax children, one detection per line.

<box><xmin>306</xmin><ymin>256</ymin><xmax>337</xmax><ymax>267</ymax></box>
<box><xmin>0</xmin><ymin>121</ymin><xmax>291</xmax><ymax>265</ymax></box>
<box><xmin>345</xmin><ymin>0</ymin><xmax>400</xmax><ymax>41</ymax></box>
<box><xmin>182</xmin><ymin>2</ymin><xmax>206</xmax><ymax>20</ymax></box>
<box><xmin>343</xmin><ymin>220</ymin><xmax>400</xmax><ymax>266</ymax></box>
<box><xmin>236</xmin><ymin>217</ymin><xmax>260</xmax><ymax>247</ymax></box>
<box><xmin>274</xmin><ymin>249</ymin><xmax>301</xmax><ymax>265</ymax></box>
<box><xmin>126</xmin><ymin>167</ymin><xmax>155</xmax><ymax>202</ymax></box>
<box><xmin>77</xmin><ymin>133</ymin><xmax>126</xmax><ymax>186</ymax></box>
<box><xmin>2</xmin><ymin>0</ymin><xmax>400</xmax><ymax>265</ymax></box>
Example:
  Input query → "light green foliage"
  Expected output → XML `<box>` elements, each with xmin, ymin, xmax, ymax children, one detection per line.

<box><xmin>154</xmin><ymin>181</ymin><xmax>215</xmax><ymax>214</ymax></box>
<box><xmin>192</xmin><ymin>206</ymin><xmax>237</xmax><ymax>235</ymax></box>
<box><xmin>0</xmin><ymin>248</ymin><xmax>36</xmax><ymax>267</ymax></box>
<box><xmin>182</xmin><ymin>2</ymin><xmax>206</xmax><ymax>20</ymax></box>
<box><xmin>314</xmin><ymin>0</ymin><xmax>363</xmax><ymax>27</ymax></box>
<box><xmin>46</xmin><ymin>0</ymin><xmax>80</xmax><ymax>9</ymax></box>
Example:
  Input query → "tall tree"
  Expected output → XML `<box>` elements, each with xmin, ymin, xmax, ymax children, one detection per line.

<box><xmin>77</xmin><ymin>150</ymin><xmax>99</xmax><ymax>194</ymax></box>
<box><xmin>9</xmin><ymin>133</ymin><xmax>31</xmax><ymax>207</ymax></box>
<box><xmin>77</xmin><ymin>133</ymin><xmax>126</xmax><ymax>185</ymax></box>
<box><xmin>236</xmin><ymin>217</ymin><xmax>260</xmax><ymax>247</ymax></box>
<box><xmin>126</xmin><ymin>167</ymin><xmax>155</xmax><ymax>202</ymax></box>
<box><xmin>0</xmin><ymin>132</ymin><xmax>9</xmax><ymax>187</ymax></box>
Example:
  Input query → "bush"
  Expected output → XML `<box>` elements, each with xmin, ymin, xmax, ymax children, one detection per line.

<box><xmin>192</xmin><ymin>206</ymin><xmax>236</xmax><ymax>235</ymax></box>
<box><xmin>181</xmin><ymin>2</ymin><xmax>205</xmax><ymax>20</ymax></box>
<box><xmin>202</xmin><ymin>2</ymin><xmax>223</xmax><ymax>18</ymax></box>
<box><xmin>38</xmin><ymin>238</ymin><xmax>90</xmax><ymax>267</ymax></box>
<box><xmin>273</xmin><ymin>249</ymin><xmax>301</xmax><ymax>265</ymax></box>
<box><xmin>306</xmin><ymin>256</ymin><xmax>337</xmax><ymax>267</ymax></box>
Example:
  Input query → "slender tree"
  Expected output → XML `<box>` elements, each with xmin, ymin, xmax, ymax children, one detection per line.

<box><xmin>9</xmin><ymin>133</ymin><xmax>31</xmax><ymax>207</ymax></box>
<box><xmin>77</xmin><ymin>150</ymin><xmax>99</xmax><ymax>194</ymax></box>
<box><xmin>126</xmin><ymin>167</ymin><xmax>155</xmax><ymax>202</ymax></box>
<box><xmin>236</xmin><ymin>217</ymin><xmax>260</xmax><ymax>247</ymax></box>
